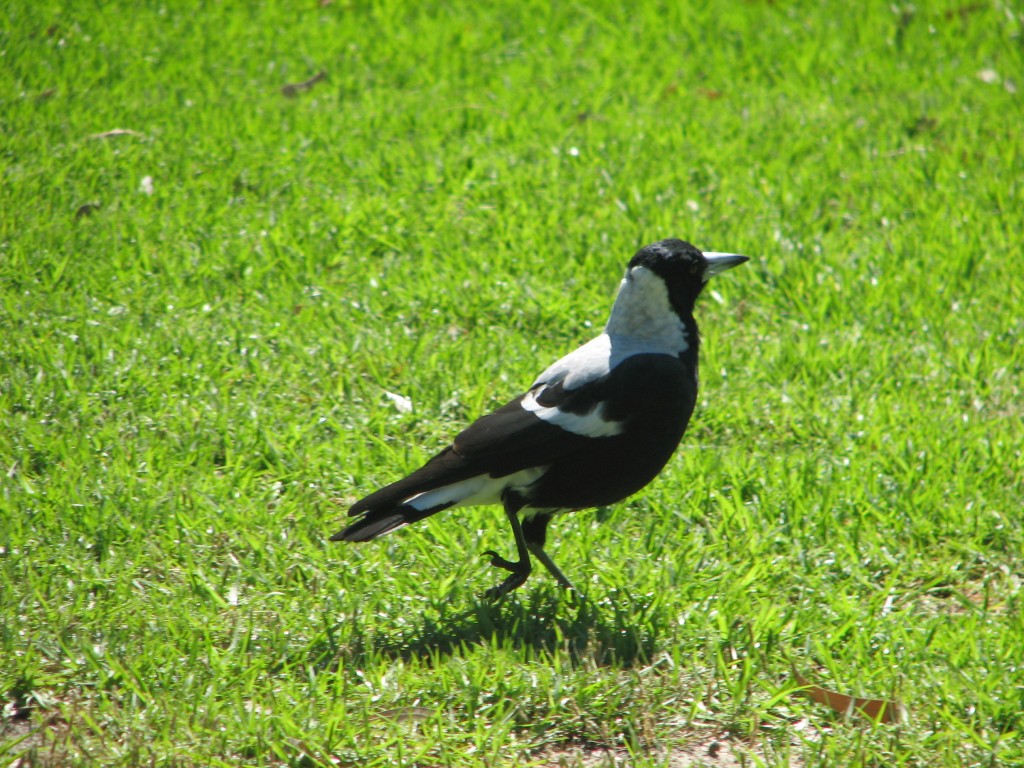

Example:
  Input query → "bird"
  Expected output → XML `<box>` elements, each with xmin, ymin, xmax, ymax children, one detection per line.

<box><xmin>331</xmin><ymin>239</ymin><xmax>748</xmax><ymax>599</ymax></box>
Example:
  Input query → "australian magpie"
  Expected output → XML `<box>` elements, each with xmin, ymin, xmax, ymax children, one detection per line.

<box><xmin>332</xmin><ymin>239</ymin><xmax>748</xmax><ymax>598</ymax></box>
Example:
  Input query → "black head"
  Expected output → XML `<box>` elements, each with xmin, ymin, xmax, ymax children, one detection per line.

<box><xmin>627</xmin><ymin>239</ymin><xmax>748</xmax><ymax>317</ymax></box>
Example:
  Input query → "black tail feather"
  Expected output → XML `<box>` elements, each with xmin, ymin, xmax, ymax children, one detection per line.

<box><xmin>331</xmin><ymin>501</ymin><xmax>454</xmax><ymax>542</ymax></box>
<box><xmin>346</xmin><ymin>445</ymin><xmax>481</xmax><ymax>518</ymax></box>
<box><xmin>336</xmin><ymin>445</ymin><xmax>481</xmax><ymax>541</ymax></box>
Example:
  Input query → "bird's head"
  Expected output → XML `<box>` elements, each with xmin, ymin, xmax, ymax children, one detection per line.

<box><xmin>605</xmin><ymin>239</ymin><xmax>748</xmax><ymax>349</ymax></box>
<box><xmin>627</xmin><ymin>239</ymin><xmax>748</xmax><ymax>315</ymax></box>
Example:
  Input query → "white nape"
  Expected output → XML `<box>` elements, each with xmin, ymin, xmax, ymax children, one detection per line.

<box><xmin>604</xmin><ymin>266</ymin><xmax>688</xmax><ymax>353</ymax></box>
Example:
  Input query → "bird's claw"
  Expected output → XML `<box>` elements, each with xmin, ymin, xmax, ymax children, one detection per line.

<box><xmin>480</xmin><ymin>550</ymin><xmax>530</xmax><ymax>600</ymax></box>
<box><xmin>483</xmin><ymin>570</ymin><xmax>530</xmax><ymax>601</ymax></box>
<box><xmin>481</xmin><ymin>549</ymin><xmax>520</xmax><ymax>572</ymax></box>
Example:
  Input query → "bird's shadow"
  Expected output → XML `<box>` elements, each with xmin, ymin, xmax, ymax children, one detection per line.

<box><xmin>316</xmin><ymin>587</ymin><xmax>661</xmax><ymax>671</ymax></box>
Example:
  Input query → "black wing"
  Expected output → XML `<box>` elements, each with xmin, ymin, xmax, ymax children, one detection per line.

<box><xmin>345</xmin><ymin>382</ymin><xmax>594</xmax><ymax>519</ymax></box>
<box><xmin>345</xmin><ymin>352</ymin><xmax>694</xmax><ymax>517</ymax></box>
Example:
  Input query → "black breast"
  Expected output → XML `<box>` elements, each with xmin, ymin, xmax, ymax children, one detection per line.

<box><xmin>524</xmin><ymin>353</ymin><xmax>697</xmax><ymax>509</ymax></box>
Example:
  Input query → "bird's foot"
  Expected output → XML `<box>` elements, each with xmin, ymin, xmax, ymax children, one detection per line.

<box><xmin>481</xmin><ymin>550</ymin><xmax>531</xmax><ymax>601</ymax></box>
<box><xmin>481</xmin><ymin>549</ymin><xmax>522</xmax><ymax>572</ymax></box>
<box><xmin>483</xmin><ymin>571</ymin><xmax>530</xmax><ymax>601</ymax></box>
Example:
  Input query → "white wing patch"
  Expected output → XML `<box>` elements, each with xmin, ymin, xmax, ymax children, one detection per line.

<box><xmin>531</xmin><ymin>333</ymin><xmax>661</xmax><ymax>391</ymax></box>
<box><xmin>521</xmin><ymin>386</ymin><xmax>624</xmax><ymax>437</ymax></box>
<box><xmin>531</xmin><ymin>335</ymin><xmax>613</xmax><ymax>391</ymax></box>
<box><xmin>404</xmin><ymin>467</ymin><xmax>546</xmax><ymax>512</ymax></box>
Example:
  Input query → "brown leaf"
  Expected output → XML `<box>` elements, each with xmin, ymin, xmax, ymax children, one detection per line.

<box><xmin>281</xmin><ymin>70</ymin><xmax>327</xmax><ymax>98</ymax></box>
<box><xmin>793</xmin><ymin>669</ymin><xmax>907</xmax><ymax>724</ymax></box>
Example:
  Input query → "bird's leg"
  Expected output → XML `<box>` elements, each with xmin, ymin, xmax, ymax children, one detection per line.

<box><xmin>526</xmin><ymin>542</ymin><xmax>576</xmax><ymax>593</ymax></box>
<box><xmin>481</xmin><ymin>494</ymin><xmax>531</xmax><ymax>600</ymax></box>
<box><xmin>521</xmin><ymin>513</ymin><xmax>582</xmax><ymax>599</ymax></box>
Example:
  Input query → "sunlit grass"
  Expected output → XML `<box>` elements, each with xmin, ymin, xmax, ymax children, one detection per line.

<box><xmin>2</xmin><ymin>1</ymin><xmax>1022</xmax><ymax>765</ymax></box>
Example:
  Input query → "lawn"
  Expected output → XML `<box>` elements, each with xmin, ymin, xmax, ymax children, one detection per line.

<box><xmin>2</xmin><ymin>1</ymin><xmax>1023</xmax><ymax>765</ymax></box>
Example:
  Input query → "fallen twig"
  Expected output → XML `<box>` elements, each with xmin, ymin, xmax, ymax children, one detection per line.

<box><xmin>281</xmin><ymin>70</ymin><xmax>327</xmax><ymax>97</ymax></box>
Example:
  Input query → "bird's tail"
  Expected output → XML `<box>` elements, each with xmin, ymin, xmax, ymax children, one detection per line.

<box><xmin>331</xmin><ymin>436</ymin><xmax>509</xmax><ymax>543</ymax></box>
<box><xmin>329</xmin><ymin>500</ymin><xmax>453</xmax><ymax>542</ymax></box>
<box><xmin>330</xmin><ymin>458</ymin><xmax>491</xmax><ymax>542</ymax></box>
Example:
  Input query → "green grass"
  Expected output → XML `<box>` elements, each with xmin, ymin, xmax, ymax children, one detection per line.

<box><xmin>2</xmin><ymin>0</ymin><xmax>1023</xmax><ymax>765</ymax></box>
